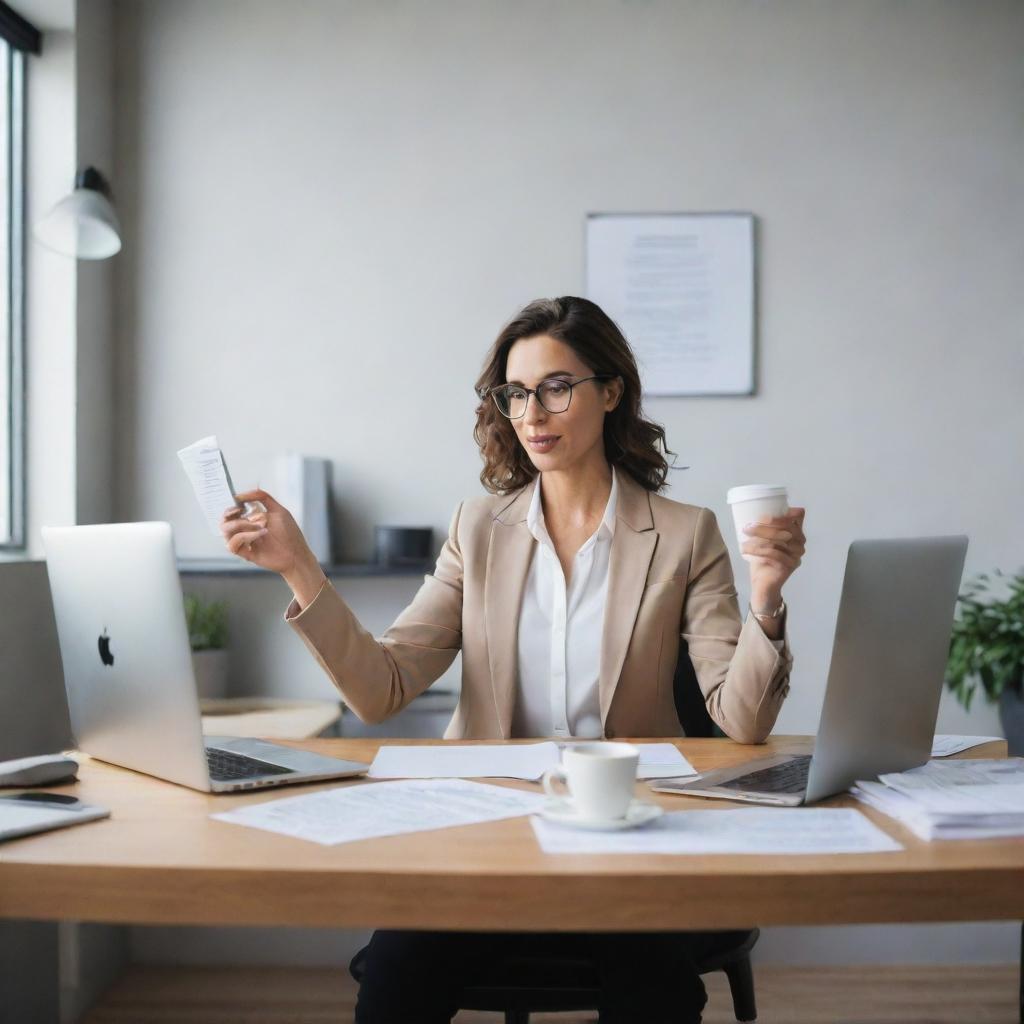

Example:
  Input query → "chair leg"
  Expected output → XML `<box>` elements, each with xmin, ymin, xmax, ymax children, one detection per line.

<box><xmin>504</xmin><ymin>1012</ymin><xmax>530</xmax><ymax>1024</ymax></box>
<box><xmin>723</xmin><ymin>955</ymin><xmax>758</xmax><ymax>1023</ymax></box>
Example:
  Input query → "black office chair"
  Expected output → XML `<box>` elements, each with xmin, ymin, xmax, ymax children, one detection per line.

<box><xmin>671</xmin><ymin>636</ymin><xmax>727</xmax><ymax>742</ymax></box>
<box><xmin>452</xmin><ymin>925</ymin><xmax>760</xmax><ymax>1024</ymax></box>
<box><xmin>350</xmin><ymin>642</ymin><xmax>761</xmax><ymax>1023</ymax></box>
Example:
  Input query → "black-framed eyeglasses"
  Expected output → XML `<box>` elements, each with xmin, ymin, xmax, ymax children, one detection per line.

<box><xmin>484</xmin><ymin>375</ymin><xmax>617</xmax><ymax>419</ymax></box>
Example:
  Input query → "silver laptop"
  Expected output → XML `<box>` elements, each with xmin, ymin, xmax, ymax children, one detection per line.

<box><xmin>653</xmin><ymin>535</ymin><xmax>969</xmax><ymax>806</ymax></box>
<box><xmin>41</xmin><ymin>522</ymin><xmax>368</xmax><ymax>793</ymax></box>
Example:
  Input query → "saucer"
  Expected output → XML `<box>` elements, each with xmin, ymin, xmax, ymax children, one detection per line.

<box><xmin>538</xmin><ymin>798</ymin><xmax>664</xmax><ymax>831</ymax></box>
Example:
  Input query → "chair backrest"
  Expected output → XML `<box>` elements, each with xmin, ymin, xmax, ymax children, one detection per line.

<box><xmin>671</xmin><ymin>638</ymin><xmax>719</xmax><ymax>739</ymax></box>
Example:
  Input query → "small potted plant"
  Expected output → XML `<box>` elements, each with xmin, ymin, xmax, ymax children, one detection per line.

<box><xmin>185</xmin><ymin>593</ymin><xmax>229</xmax><ymax>700</ymax></box>
<box><xmin>945</xmin><ymin>568</ymin><xmax>1024</xmax><ymax>755</ymax></box>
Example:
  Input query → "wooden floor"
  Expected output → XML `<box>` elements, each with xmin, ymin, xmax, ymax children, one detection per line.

<box><xmin>81</xmin><ymin>964</ymin><xmax>1021</xmax><ymax>1023</ymax></box>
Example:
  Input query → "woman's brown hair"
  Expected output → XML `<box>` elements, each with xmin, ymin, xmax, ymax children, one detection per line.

<box><xmin>473</xmin><ymin>296</ymin><xmax>675</xmax><ymax>495</ymax></box>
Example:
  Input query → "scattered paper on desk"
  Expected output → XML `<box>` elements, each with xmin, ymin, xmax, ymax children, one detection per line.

<box><xmin>177</xmin><ymin>435</ymin><xmax>243</xmax><ymax>536</ymax></box>
<box><xmin>931</xmin><ymin>735</ymin><xmax>1004</xmax><ymax>757</ymax></box>
<box><xmin>211</xmin><ymin>778</ymin><xmax>547</xmax><ymax>846</ymax></box>
<box><xmin>531</xmin><ymin>808</ymin><xmax>902</xmax><ymax>855</ymax></box>
<box><xmin>367</xmin><ymin>742</ymin><xmax>697</xmax><ymax>782</ymax></box>
<box><xmin>369</xmin><ymin>743</ymin><xmax>559</xmax><ymax>780</ymax></box>
<box><xmin>633</xmin><ymin>743</ymin><xmax>698</xmax><ymax>780</ymax></box>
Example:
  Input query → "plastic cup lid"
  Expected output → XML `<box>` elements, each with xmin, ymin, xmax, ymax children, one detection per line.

<box><xmin>726</xmin><ymin>484</ymin><xmax>788</xmax><ymax>504</ymax></box>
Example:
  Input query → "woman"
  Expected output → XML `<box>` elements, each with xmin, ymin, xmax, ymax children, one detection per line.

<box><xmin>220</xmin><ymin>296</ymin><xmax>806</xmax><ymax>1024</ymax></box>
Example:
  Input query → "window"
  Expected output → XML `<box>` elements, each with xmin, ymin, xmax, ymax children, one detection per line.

<box><xmin>0</xmin><ymin>3</ymin><xmax>39</xmax><ymax>549</ymax></box>
<box><xmin>0</xmin><ymin>39</ymin><xmax>24</xmax><ymax>547</ymax></box>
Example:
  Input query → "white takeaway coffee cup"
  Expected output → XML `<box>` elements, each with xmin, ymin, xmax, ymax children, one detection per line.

<box><xmin>726</xmin><ymin>484</ymin><xmax>790</xmax><ymax>563</ymax></box>
<box><xmin>541</xmin><ymin>742</ymin><xmax>639</xmax><ymax>822</ymax></box>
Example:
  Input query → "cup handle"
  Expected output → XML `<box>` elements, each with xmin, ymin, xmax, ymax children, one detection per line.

<box><xmin>541</xmin><ymin>766</ymin><xmax>569</xmax><ymax>800</ymax></box>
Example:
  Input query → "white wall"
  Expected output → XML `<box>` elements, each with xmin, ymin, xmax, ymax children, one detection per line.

<box><xmin>74</xmin><ymin>0</ymin><xmax>116</xmax><ymax>526</ymax></box>
<box><xmin>113</xmin><ymin>0</ymin><xmax>1023</xmax><ymax>969</ymax></box>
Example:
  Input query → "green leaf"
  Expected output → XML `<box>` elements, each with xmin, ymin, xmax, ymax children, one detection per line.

<box><xmin>183</xmin><ymin>592</ymin><xmax>229</xmax><ymax>651</ymax></box>
<box><xmin>945</xmin><ymin>566</ymin><xmax>1024</xmax><ymax>707</ymax></box>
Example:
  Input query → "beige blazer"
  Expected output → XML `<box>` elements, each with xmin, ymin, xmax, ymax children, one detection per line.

<box><xmin>286</xmin><ymin>472</ymin><xmax>794</xmax><ymax>743</ymax></box>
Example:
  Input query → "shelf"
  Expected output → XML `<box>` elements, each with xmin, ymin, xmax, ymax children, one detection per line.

<box><xmin>199</xmin><ymin>697</ymin><xmax>342</xmax><ymax>739</ymax></box>
<box><xmin>177</xmin><ymin>558</ymin><xmax>433</xmax><ymax>578</ymax></box>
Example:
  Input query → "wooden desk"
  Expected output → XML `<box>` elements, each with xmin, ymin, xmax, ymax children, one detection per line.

<box><xmin>0</xmin><ymin>737</ymin><xmax>1020</xmax><ymax>932</ymax></box>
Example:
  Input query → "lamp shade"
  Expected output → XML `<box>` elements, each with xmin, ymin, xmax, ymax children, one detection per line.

<box><xmin>33</xmin><ymin>167</ymin><xmax>122</xmax><ymax>260</ymax></box>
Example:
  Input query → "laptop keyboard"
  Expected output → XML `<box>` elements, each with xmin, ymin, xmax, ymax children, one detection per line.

<box><xmin>206</xmin><ymin>747</ymin><xmax>295</xmax><ymax>782</ymax></box>
<box><xmin>717</xmin><ymin>754</ymin><xmax>812</xmax><ymax>794</ymax></box>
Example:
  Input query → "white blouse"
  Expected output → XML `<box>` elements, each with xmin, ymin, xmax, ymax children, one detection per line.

<box><xmin>511</xmin><ymin>467</ymin><xmax>785</xmax><ymax>739</ymax></box>
<box><xmin>512</xmin><ymin>468</ymin><xmax>619</xmax><ymax>739</ymax></box>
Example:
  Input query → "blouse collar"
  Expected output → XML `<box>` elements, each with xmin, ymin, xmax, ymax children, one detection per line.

<box><xmin>526</xmin><ymin>465</ymin><xmax>619</xmax><ymax>546</ymax></box>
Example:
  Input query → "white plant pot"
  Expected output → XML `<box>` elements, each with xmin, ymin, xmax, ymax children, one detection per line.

<box><xmin>192</xmin><ymin>648</ymin><xmax>228</xmax><ymax>700</ymax></box>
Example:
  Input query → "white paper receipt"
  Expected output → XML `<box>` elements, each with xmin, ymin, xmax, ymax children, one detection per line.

<box><xmin>211</xmin><ymin>778</ymin><xmax>548</xmax><ymax>846</ymax></box>
<box><xmin>177</xmin><ymin>435</ymin><xmax>244</xmax><ymax>536</ymax></box>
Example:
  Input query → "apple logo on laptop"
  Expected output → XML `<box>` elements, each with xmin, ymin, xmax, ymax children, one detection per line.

<box><xmin>98</xmin><ymin>629</ymin><xmax>115</xmax><ymax>667</ymax></box>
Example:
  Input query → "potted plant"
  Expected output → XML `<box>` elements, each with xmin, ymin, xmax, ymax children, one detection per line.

<box><xmin>185</xmin><ymin>593</ymin><xmax>229</xmax><ymax>700</ymax></box>
<box><xmin>945</xmin><ymin>568</ymin><xmax>1024</xmax><ymax>755</ymax></box>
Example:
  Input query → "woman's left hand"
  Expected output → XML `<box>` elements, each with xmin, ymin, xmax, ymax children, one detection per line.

<box><xmin>742</xmin><ymin>506</ymin><xmax>806</xmax><ymax>603</ymax></box>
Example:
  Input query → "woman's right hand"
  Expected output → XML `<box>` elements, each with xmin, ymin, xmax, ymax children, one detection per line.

<box><xmin>219</xmin><ymin>489</ymin><xmax>326</xmax><ymax>606</ymax></box>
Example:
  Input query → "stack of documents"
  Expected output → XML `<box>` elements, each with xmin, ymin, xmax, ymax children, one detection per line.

<box><xmin>851</xmin><ymin>758</ymin><xmax>1024</xmax><ymax>841</ymax></box>
<box><xmin>271</xmin><ymin>453</ymin><xmax>332</xmax><ymax>563</ymax></box>
<box><xmin>367</xmin><ymin>742</ymin><xmax>697</xmax><ymax>781</ymax></box>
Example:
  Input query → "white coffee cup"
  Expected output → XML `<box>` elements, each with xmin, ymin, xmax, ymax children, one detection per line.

<box><xmin>541</xmin><ymin>742</ymin><xmax>639</xmax><ymax>821</ymax></box>
<box><xmin>726</xmin><ymin>484</ymin><xmax>789</xmax><ymax>563</ymax></box>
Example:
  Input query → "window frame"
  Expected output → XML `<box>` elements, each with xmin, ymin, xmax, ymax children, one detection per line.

<box><xmin>0</xmin><ymin>44</ymin><xmax>25</xmax><ymax>550</ymax></box>
<box><xmin>0</xmin><ymin>1</ymin><xmax>39</xmax><ymax>551</ymax></box>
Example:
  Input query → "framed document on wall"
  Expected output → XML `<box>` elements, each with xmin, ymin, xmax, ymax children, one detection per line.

<box><xmin>585</xmin><ymin>212</ymin><xmax>756</xmax><ymax>397</ymax></box>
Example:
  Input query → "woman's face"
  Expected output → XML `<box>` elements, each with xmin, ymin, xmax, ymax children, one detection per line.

<box><xmin>502</xmin><ymin>334</ymin><xmax>621</xmax><ymax>474</ymax></box>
